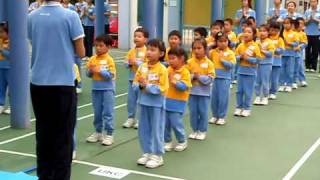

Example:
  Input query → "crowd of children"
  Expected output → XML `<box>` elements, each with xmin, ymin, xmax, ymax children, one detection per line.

<box><xmin>81</xmin><ymin>12</ymin><xmax>312</xmax><ymax>168</ymax></box>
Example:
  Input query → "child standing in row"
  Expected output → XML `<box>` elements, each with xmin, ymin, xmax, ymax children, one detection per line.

<box><xmin>279</xmin><ymin>17</ymin><xmax>299</xmax><ymax>93</ymax></box>
<box><xmin>269</xmin><ymin>22</ymin><xmax>285</xmax><ymax>100</ymax></box>
<box><xmin>134</xmin><ymin>39</ymin><xmax>169</xmax><ymax>169</ymax></box>
<box><xmin>209</xmin><ymin>32</ymin><xmax>236</xmax><ymax>125</ymax></box>
<box><xmin>187</xmin><ymin>38</ymin><xmax>215</xmax><ymax>140</ymax></box>
<box><xmin>164</xmin><ymin>47</ymin><xmax>191</xmax><ymax>152</ymax></box>
<box><xmin>123</xmin><ymin>28</ymin><xmax>149</xmax><ymax>129</ymax></box>
<box><xmin>0</xmin><ymin>23</ymin><xmax>10</xmax><ymax>115</ymax></box>
<box><xmin>254</xmin><ymin>24</ymin><xmax>275</xmax><ymax>106</ymax></box>
<box><xmin>234</xmin><ymin>26</ymin><xmax>261</xmax><ymax>117</ymax></box>
<box><xmin>164</xmin><ymin>30</ymin><xmax>182</xmax><ymax>65</ymax></box>
<box><xmin>293</xmin><ymin>17</ymin><xmax>308</xmax><ymax>88</ymax></box>
<box><xmin>86</xmin><ymin>35</ymin><xmax>116</xmax><ymax>146</ymax></box>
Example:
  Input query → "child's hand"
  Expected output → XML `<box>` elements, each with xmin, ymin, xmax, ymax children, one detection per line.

<box><xmin>128</xmin><ymin>59</ymin><xmax>135</xmax><ymax>65</ymax></box>
<box><xmin>138</xmin><ymin>77</ymin><xmax>147</xmax><ymax>87</ymax></box>
<box><xmin>193</xmin><ymin>72</ymin><xmax>200</xmax><ymax>79</ymax></box>
<box><xmin>294</xmin><ymin>46</ymin><xmax>301</xmax><ymax>51</ymax></box>
<box><xmin>169</xmin><ymin>73</ymin><xmax>177</xmax><ymax>85</ymax></box>
<box><xmin>241</xmin><ymin>53</ymin><xmax>249</xmax><ymax>61</ymax></box>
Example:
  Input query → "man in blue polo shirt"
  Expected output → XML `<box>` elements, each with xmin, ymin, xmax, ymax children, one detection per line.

<box><xmin>104</xmin><ymin>0</ymin><xmax>112</xmax><ymax>35</ymax></box>
<box><xmin>28</xmin><ymin>0</ymin><xmax>85</xmax><ymax>179</ymax></box>
<box><xmin>305</xmin><ymin>0</ymin><xmax>320</xmax><ymax>72</ymax></box>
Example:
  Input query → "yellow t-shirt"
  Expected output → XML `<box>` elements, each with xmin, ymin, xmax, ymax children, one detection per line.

<box><xmin>166</xmin><ymin>66</ymin><xmax>192</xmax><ymax>101</ymax></box>
<box><xmin>86</xmin><ymin>53</ymin><xmax>116</xmax><ymax>81</ymax></box>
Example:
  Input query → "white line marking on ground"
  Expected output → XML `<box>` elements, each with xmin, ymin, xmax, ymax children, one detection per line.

<box><xmin>0</xmin><ymin>103</ymin><xmax>127</xmax><ymax>146</ymax></box>
<box><xmin>0</xmin><ymin>93</ymin><xmax>128</xmax><ymax>131</ymax></box>
<box><xmin>0</xmin><ymin>149</ymin><xmax>185</xmax><ymax>180</ymax></box>
<box><xmin>282</xmin><ymin>137</ymin><xmax>320</xmax><ymax>180</ymax></box>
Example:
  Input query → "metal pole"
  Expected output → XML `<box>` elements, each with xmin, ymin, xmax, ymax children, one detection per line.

<box><xmin>255</xmin><ymin>0</ymin><xmax>265</xmax><ymax>26</ymax></box>
<box><xmin>95</xmin><ymin>0</ymin><xmax>105</xmax><ymax>37</ymax></box>
<box><xmin>211</xmin><ymin>0</ymin><xmax>223</xmax><ymax>22</ymax></box>
<box><xmin>7</xmin><ymin>0</ymin><xmax>30</xmax><ymax>128</ymax></box>
<box><xmin>142</xmin><ymin>0</ymin><xmax>164</xmax><ymax>39</ymax></box>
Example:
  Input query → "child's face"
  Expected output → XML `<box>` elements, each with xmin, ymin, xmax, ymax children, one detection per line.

<box><xmin>168</xmin><ymin>55</ymin><xmax>183</xmax><ymax>69</ymax></box>
<box><xmin>134</xmin><ymin>32</ymin><xmax>147</xmax><ymax>47</ymax></box>
<box><xmin>168</xmin><ymin>35</ymin><xmax>181</xmax><ymax>48</ymax></box>
<box><xmin>287</xmin><ymin>3</ymin><xmax>296</xmax><ymax>13</ymax></box>
<box><xmin>283</xmin><ymin>20</ymin><xmax>292</xmax><ymax>30</ymax></box>
<box><xmin>95</xmin><ymin>41</ymin><xmax>109</xmax><ymax>56</ymax></box>
<box><xmin>259</xmin><ymin>27</ymin><xmax>269</xmax><ymax>39</ymax></box>
<box><xmin>194</xmin><ymin>32</ymin><xmax>202</xmax><ymax>39</ymax></box>
<box><xmin>249</xmin><ymin>20</ymin><xmax>256</xmax><ymax>27</ymax></box>
<box><xmin>146</xmin><ymin>45</ymin><xmax>163</xmax><ymax>63</ymax></box>
<box><xmin>269</xmin><ymin>28</ymin><xmax>280</xmax><ymax>36</ymax></box>
<box><xmin>274</xmin><ymin>0</ymin><xmax>281</xmax><ymax>5</ymax></box>
<box><xmin>211</xmin><ymin>25</ymin><xmax>221</xmax><ymax>37</ymax></box>
<box><xmin>0</xmin><ymin>28</ymin><xmax>8</xmax><ymax>39</ymax></box>
<box><xmin>224</xmin><ymin>22</ymin><xmax>232</xmax><ymax>32</ymax></box>
<box><xmin>243</xmin><ymin>27</ymin><xmax>254</xmax><ymax>42</ymax></box>
<box><xmin>241</xmin><ymin>24</ymin><xmax>248</xmax><ymax>32</ymax></box>
<box><xmin>217</xmin><ymin>38</ymin><xmax>228</xmax><ymax>50</ymax></box>
<box><xmin>192</xmin><ymin>42</ymin><xmax>206</xmax><ymax>59</ymax></box>
<box><xmin>298</xmin><ymin>20</ymin><xmax>305</xmax><ymax>31</ymax></box>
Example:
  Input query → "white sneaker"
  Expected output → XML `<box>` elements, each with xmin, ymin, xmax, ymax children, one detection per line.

<box><xmin>76</xmin><ymin>88</ymin><xmax>82</xmax><ymax>94</ymax></box>
<box><xmin>253</xmin><ymin>97</ymin><xmax>261</xmax><ymax>105</ymax></box>
<box><xmin>234</xmin><ymin>108</ymin><xmax>242</xmax><ymax>116</ymax></box>
<box><xmin>133</xmin><ymin>121</ymin><xmax>139</xmax><ymax>129</ymax></box>
<box><xmin>292</xmin><ymin>83</ymin><xmax>298</xmax><ymax>89</ymax></box>
<box><xmin>0</xmin><ymin>106</ymin><xmax>4</xmax><ymax>114</ymax></box>
<box><xmin>209</xmin><ymin>117</ymin><xmax>218</xmax><ymax>124</ymax></box>
<box><xmin>301</xmin><ymin>81</ymin><xmax>308</xmax><ymax>87</ymax></box>
<box><xmin>195</xmin><ymin>132</ymin><xmax>206</xmax><ymax>140</ymax></box>
<box><xmin>101</xmin><ymin>135</ymin><xmax>114</xmax><ymax>146</ymax></box>
<box><xmin>137</xmin><ymin>154</ymin><xmax>150</xmax><ymax>165</ymax></box>
<box><xmin>122</xmin><ymin>118</ymin><xmax>135</xmax><ymax>128</ymax></box>
<box><xmin>310</xmin><ymin>69</ymin><xmax>316</xmax><ymax>73</ymax></box>
<box><xmin>3</xmin><ymin>107</ymin><xmax>10</xmax><ymax>114</ymax></box>
<box><xmin>241</xmin><ymin>110</ymin><xmax>251</xmax><ymax>117</ymax></box>
<box><xmin>188</xmin><ymin>132</ymin><xmax>198</xmax><ymax>139</ymax></box>
<box><xmin>260</xmin><ymin>97</ymin><xmax>269</xmax><ymax>105</ymax></box>
<box><xmin>285</xmin><ymin>86</ymin><xmax>292</xmax><ymax>93</ymax></box>
<box><xmin>86</xmin><ymin>132</ymin><xmax>103</xmax><ymax>143</ymax></box>
<box><xmin>269</xmin><ymin>94</ymin><xmax>277</xmax><ymax>100</ymax></box>
<box><xmin>145</xmin><ymin>155</ymin><xmax>164</xmax><ymax>168</ymax></box>
<box><xmin>216</xmin><ymin>118</ymin><xmax>226</xmax><ymax>125</ymax></box>
<box><xmin>232</xmin><ymin>80</ymin><xmax>237</xmax><ymax>84</ymax></box>
<box><xmin>174</xmin><ymin>142</ymin><xmax>188</xmax><ymax>152</ymax></box>
<box><xmin>164</xmin><ymin>142</ymin><xmax>174</xmax><ymax>152</ymax></box>
<box><xmin>72</xmin><ymin>151</ymin><xmax>77</xmax><ymax>160</ymax></box>
<box><xmin>305</xmin><ymin>69</ymin><xmax>310</xmax><ymax>72</ymax></box>
<box><xmin>278</xmin><ymin>86</ymin><xmax>285</xmax><ymax>92</ymax></box>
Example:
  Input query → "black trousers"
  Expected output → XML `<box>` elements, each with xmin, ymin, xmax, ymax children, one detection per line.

<box><xmin>105</xmin><ymin>24</ymin><xmax>110</xmax><ymax>35</ymax></box>
<box><xmin>84</xmin><ymin>25</ymin><xmax>94</xmax><ymax>57</ymax></box>
<box><xmin>305</xmin><ymin>35</ymin><xmax>320</xmax><ymax>71</ymax></box>
<box><xmin>31</xmin><ymin>84</ymin><xmax>77</xmax><ymax>180</ymax></box>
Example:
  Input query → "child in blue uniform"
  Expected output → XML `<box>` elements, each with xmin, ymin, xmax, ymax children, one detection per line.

<box><xmin>134</xmin><ymin>39</ymin><xmax>169</xmax><ymax>169</ymax></box>
<box><xmin>86</xmin><ymin>35</ymin><xmax>116</xmax><ymax>146</ymax></box>
<box><xmin>269</xmin><ymin>22</ymin><xmax>285</xmax><ymax>100</ymax></box>
<box><xmin>123</xmin><ymin>28</ymin><xmax>149</xmax><ymax>129</ymax></box>
<box><xmin>186</xmin><ymin>38</ymin><xmax>215</xmax><ymax>140</ymax></box>
<box><xmin>0</xmin><ymin>23</ymin><xmax>10</xmax><ymax>114</ymax></box>
<box><xmin>209</xmin><ymin>32</ymin><xmax>236</xmax><ymax>125</ymax></box>
<box><xmin>164</xmin><ymin>47</ymin><xmax>191</xmax><ymax>152</ymax></box>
